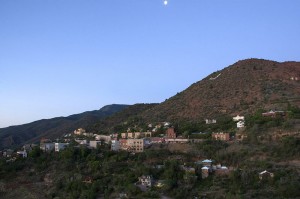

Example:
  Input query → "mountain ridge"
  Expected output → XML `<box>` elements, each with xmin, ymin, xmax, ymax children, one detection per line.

<box><xmin>0</xmin><ymin>104</ymin><xmax>129</xmax><ymax>149</ymax></box>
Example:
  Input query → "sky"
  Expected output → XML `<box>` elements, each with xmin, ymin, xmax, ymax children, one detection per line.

<box><xmin>1</xmin><ymin>0</ymin><xmax>300</xmax><ymax>128</ymax></box>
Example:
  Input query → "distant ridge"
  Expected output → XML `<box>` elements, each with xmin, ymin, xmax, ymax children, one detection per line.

<box><xmin>0</xmin><ymin>104</ymin><xmax>129</xmax><ymax>149</ymax></box>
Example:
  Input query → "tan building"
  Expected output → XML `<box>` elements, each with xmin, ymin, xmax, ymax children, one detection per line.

<box><xmin>127</xmin><ymin>139</ymin><xmax>144</xmax><ymax>153</ymax></box>
<box><xmin>212</xmin><ymin>132</ymin><xmax>230</xmax><ymax>141</ymax></box>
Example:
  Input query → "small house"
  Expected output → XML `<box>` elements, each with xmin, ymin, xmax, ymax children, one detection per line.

<box><xmin>259</xmin><ymin>170</ymin><xmax>274</xmax><ymax>180</ymax></box>
<box><xmin>138</xmin><ymin>175</ymin><xmax>153</xmax><ymax>187</ymax></box>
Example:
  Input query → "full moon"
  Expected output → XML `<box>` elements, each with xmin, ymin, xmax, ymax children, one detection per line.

<box><xmin>164</xmin><ymin>0</ymin><xmax>168</xmax><ymax>5</ymax></box>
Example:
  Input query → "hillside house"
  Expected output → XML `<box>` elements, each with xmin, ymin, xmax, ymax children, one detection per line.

<box><xmin>212</xmin><ymin>132</ymin><xmax>230</xmax><ymax>141</ymax></box>
<box><xmin>262</xmin><ymin>110</ymin><xmax>285</xmax><ymax>118</ymax></box>
<box><xmin>259</xmin><ymin>170</ymin><xmax>274</xmax><ymax>180</ymax></box>
<box><xmin>202</xmin><ymin>159</ymin><xmax>213</xmax><ymax>167</ymax></box>
<box><xmin>74</xmin><ymin>128</ymin><xmax>86</xmax><ymax>135</ymax></box>
<box><xmin>166</xmin><ymin>127</ymin><xmax>176</xmax><ymax>138</ymax></box>
<box><xmin>201</xmin><ymin>166</ymin><xmax>210</xmax><ymax>179</ymax></box>
<box><xmin>205</xmin><ymin>119</ymin><xmax>217</xmax><ymax>124</ymax></box>
<box><xmin>95</xmin><ymin>135</ymin><xmax>111</xmax><ymax>144</ymax></box>
<box><xmin>3</xmin><ymin>149</ymin><xmax>14</xmax><ymax>157</ymax></box>
<box><xmin>17</xmin><ymin>150</ymin><xmax>27</xmax><ymax>158</ymax></box>
<box><xmin>237</xmin><ymin>121</ymin><xmax>245</xmax><ymax>128</ymax></box>
<box><xmin>138</xmin><ymin>175</ymin><xmax>153</xmax><ymax>187</ymax></box>
<box><xmin>233</xmin><ymin>115</ymin><xmax>245</xmax><ymax>121</ymax></box>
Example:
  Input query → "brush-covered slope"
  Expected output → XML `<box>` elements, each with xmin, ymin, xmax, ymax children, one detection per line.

<box><xmin>142</xmin><ymin>59</ymin><xmax>300</xmax><ymax>122</ymax></box>
<box><xmin>90</xmin><ymin>103</ymin><xmax>159</xmax><ymax>134</ymax></box>
<box><xmin>0</xmin><ymin>104</ymin><xmax>129</xmax><ymax>149</ymax></box>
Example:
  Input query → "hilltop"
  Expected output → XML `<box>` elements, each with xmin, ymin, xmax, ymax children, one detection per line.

<box><xmin>141</xmin><ymin>59</ymin><xmax>300</xmax><ymax>122</ymax></box>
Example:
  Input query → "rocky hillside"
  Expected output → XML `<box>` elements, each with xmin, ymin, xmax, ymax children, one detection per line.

<box><xmin>141</xmin><ymin>59</ymin><xmax>300</xmax><ymax>122</ymax></box>
<box><xmin>0</xmin><ymin>104</ymin><xmax>129</xmax><ymax>149</ymax></box>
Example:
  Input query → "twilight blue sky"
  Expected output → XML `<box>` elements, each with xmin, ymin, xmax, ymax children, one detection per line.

<box><xmin>1</xmin><ymin>0</ymin><xmax>300</xmax><ymax>128</ymax></box>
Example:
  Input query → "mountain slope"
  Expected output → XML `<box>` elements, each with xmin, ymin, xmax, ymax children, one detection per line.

<box><xmin>141</xmin><ymin>59</ymin><xmax>300</xmax><ymax>122</ymax></box>
<box><xmin>0</xmin><ymin>104</ymin><xmax>129</xmax><ymax>149</ymax></box>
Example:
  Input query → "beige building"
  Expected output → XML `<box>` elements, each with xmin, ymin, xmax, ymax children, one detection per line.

<box><xmin>212</xmin><ymin>132</ymin><xmax>230</xmax><ymax>141</ymax></box>
<box><xmin>127</xmin><ymin>139</ymin><xmax>144</xmax><ymax>153</ymax></box>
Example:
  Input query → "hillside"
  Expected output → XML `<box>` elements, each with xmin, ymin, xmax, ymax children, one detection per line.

<box><xmin>141</xmin><ymin>59</ymin><xmax>300</xmax><ymax>122</ymax></box>
<box><xmin>0</xmin><ymin>104</ymin><xmax>129</xmax><ymax>149</ymax></box>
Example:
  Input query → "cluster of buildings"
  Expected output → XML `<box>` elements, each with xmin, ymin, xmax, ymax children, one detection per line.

<box><xmin>233</xmin><ymin>115</ymin><xmax>245</xmax><ymax>128</ymax></box>
<box><xmin>0</xmin><ymin>144</ymin><xmax>38</xmax><ymax>162</ymax></box>
<box><xmin>195</xmin><ymin>159</ymin><xmax>229</xmax><ymax>179</ymax></box>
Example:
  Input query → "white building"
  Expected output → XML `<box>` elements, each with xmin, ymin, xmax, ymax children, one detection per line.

<box><xmin>237</xmin><ymin>121</ymin><xmax>245</xmax><ymax>128</ymax></box>
<box><xmin>75</xmin><ymin>139</ymin><xmax>88</xmax><ymax>145</ymax></box>
<box><xmin>111</xmin><ymin>140</ymin><xmax>120</xmax><ymax>151</ymax></box>
<box><xmin>55</xmin><ymin>143</ymin><xmax>69</xmax><ymax>152</ymax></box>
<box><xmin>17</xmin><ymin>150</ymin><xmax>27</xmax><ymax>158</ymax></box>
<box><xmin>233</xmin><ymin>115</ymin><xmax>245</xmax><ymax>121</ymax></box>
<box><xmin>205</xmin><ymin>119</ymin><xmax>217</xmax><ymax>124</ymax></box>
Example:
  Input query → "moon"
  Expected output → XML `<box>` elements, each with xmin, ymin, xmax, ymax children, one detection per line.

<box><xmin>164</xmin><ymin>0</ymin><xmax>168</xmax><ymax>5</ymax></box>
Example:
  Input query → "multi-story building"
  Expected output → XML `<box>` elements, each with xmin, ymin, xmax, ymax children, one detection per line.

<box><xmin>127</xmin><ymin>139</ymin><xmax>144</xmax><ymax>153</ymax></box>
<box><xmin>111</xmin><ymin>140</ymin><xmax>120</xmax><ymax>151</ymax></box>
<box><xmin>212</xmin><ymin>132</ymin><xmax>230</xmax><ymax>141</ymax></box>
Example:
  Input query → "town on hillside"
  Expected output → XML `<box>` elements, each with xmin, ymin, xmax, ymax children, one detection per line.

<box><xmin>1</xmin><ymin>108</ymin><xmax>299</xmax><ymax>198</ymax></box>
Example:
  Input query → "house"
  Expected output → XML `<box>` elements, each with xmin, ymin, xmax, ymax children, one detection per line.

<box><xmin>127</xmin><ymin>139</ymin><xmax>144</xmax><ymax>153</ymax></box>
<box><xmin>237</xmin><ymin>121</ymin><xmax>245</xmax><ymax>128</ymax></box>
<box><xmin>3</xmin><ymin>149</ymin><xmax>14</xmax><ymax>157</ymax></box>
<box><xmin>205</xmin><ymin>119</ymin><xmax>217</xmax><ymax>124</ymax></box>
<box><xmin>75</xmin><ymin>139</ymin><xmax>88</xmax><ymax>145</ymax></box>
<box><xmin>201</xmin><ymin>159</ymin><xmax>213</xmax><ymax>167</ymax></box>
<box><xmin>111</xmin><ymin>140</ymin><xmax>120</xmax><ymax>151</ymax></box>
<box><xmin>201</xmin><ymin>166</ymin><xmax>210</xmax><ymax>179</ymax></box>
<box><xmin>259</xmin><ymin>170</ymin><xmax>274</xmax><ymax>180</ymax></box>
<box><xmin>233</xmin><ymin>115</ymin><xmax>245</xmax><ymax>121</ymax></box>
<box><xmin>212</xmin><ymin>132</ymin><xmax>230</xmax><ymax>141</ymax></box>
<box><xmin>74</xmin><ymin>128</ymin><xmax>86</xmax><ymax>135</ymax></box>
<box><xmin>138</xmin><ymin>175</ymin><xmax>153</xmax><ymax>187</ymax></box>
<box><xmin>166</xmin><ymin>127</ymin><xmax>176</xmax><ymax>138</ymax></box>
<box><xmin>262</xmin><ymin>110</ymin><xmax>285</xmax><ymax>118</ymax></box>
<box><xmin>17</xmin><ymin>150</ymin><xmax>28</xmax><ymax>158</ymax></box>
<box><xmin>214</xmin><ymin>165</ymin><xmax>230</xmax><ymax>176</ymax></box>
<box><xmin>95</xmin><ymin>135</ymin><xmax>111</xmax><ymax>144</ymax></box>
<box><xmin>40</xmin><ymin>143</ymin><xmax>55</xmax><ymax>152</ymax></box>
<box><xmin>89</xmin><ymin>141</ymin><xmax>101</xmax><ymax>149</ymax></box>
